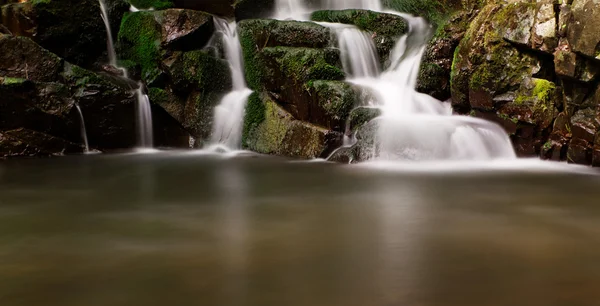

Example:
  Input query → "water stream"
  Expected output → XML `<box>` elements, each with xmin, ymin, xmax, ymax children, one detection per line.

<box><xmin>98</xmin><ymin>0</ymin><xmax>154</xmax><ymax>149</ymax></box>
<box><xmin>74</xmin><ymin>103</ymin><xmax>90</xmax><ymax>153</ymax></box>
<box><xmin>209</xmin><ymin>18</ymin><xmax>253</xmax><ymax>150</ymax></box>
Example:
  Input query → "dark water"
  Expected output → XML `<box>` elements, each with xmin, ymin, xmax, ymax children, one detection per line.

<box><xmin>1</xmin><ymin>152</ymin><xmax>600</xmax><ymax>306</ymax></box>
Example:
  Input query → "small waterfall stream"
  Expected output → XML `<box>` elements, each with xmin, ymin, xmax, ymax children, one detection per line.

<box><xmin>98</xmin><ymin>0</ymin><xmax>154</xmax><ymax>149</ymax></box>
<box><xmin>209</xmin><ymin>18</ymin><xmax>253</xmax><ymax>150</ymax></box>
<box><xmin>74</xmin><ymin>104</ymin><xmax>90</xmax><ymax>153</ymax></box>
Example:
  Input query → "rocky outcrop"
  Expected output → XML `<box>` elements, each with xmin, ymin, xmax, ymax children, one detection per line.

<box><xmin>1</xmin><ymin>0</ymin><xmax>129</xmax><ymax>67</ymax></box>
<box><xmin>0</xmin><ymin>128</ymin><xmax>84</xmax><ymax>158</ymax></box>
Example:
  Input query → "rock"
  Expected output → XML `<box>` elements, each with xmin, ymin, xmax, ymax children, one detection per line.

<box><xmin>234</xmin><ymin>0</ymin><xmax>275</xmax><ymax>21</ymax></box>
<box><xmin>310</xmin><ymin>9</ymin><xmax>408</xmax><ymax>65</ymax></box>
<box><xmin>532</xmin><ymin>0</ymin><xmax>558</xmax><ymax>52</ymax></box>
<box><xmin>304</xmin><ymin>80</ymin><xmax>359</xmax><ymax>131</ymax></box>
<box><xmin>554</xmin><ymin>50</ymin><xmax>577</xmax><ymax>78</ymax></box>
<box><xmin>172</xmin><ymin>0</ymin><xmax>233</xmax><ymax>17</ymax></box>
<box><xmin>128</xmin><ymin>0</ymin><xmax>174</xmax><ymax>10</ymax></box>
<box><xmin>0</xmin><ymin>128</ymin><xmax>84</xmax><ymax>158</ymax></box>
<box><xmin>159</xmin><ymin>9</ymin><xmax>213</xmax><ymax>50</ymax></box>
<box><xmin>1</xmin><ymin>0</ymin><xmax>128</xmax><ymax>67</ymax></box>
<box><xmin>348</xmin><ymin>106</ymin><xmax>381</xmax><ymax>132</ymax></box>
<box><xmin>0</xmin><ymin>77</ymin><xmax>77</xmax><ymax>142</ymax></box>
<box><xmin>593</xmin><ymin>132</ymin><xmax>600</xmax><ymax>167</ymax></box>
<box><xmin>570</xmin><ymin>108</ymin><xmax>597</xmax><ymax>144</ymax></box>
<box><xmin>242</xmin><ymin>93</ymin><xmax>343</xmax><ymax>159</ymax></box>
<box><xmin>148</xmin><ymin>87</ymin><xmax>184</xmax><ymax>124</ymax></box>
<box><xmin>238</xmin><ymin>19</ymin><xmax>333</xmax><ymax>89</ymax></box>
<box><xmin>567</xmin><ymin>0</ymin><xmax>600</xmax><ymax>59</ymax></box>
<box><xmin>0</xmin><ymin>36</ymin><xmax>64</xmax><ymax>82</ymax></box>
<box><xmin>568</xmin><ymin>138</ymin><xmax>592</xmax><ymax>165</ymax></box>
<box><xmin>117</xmin><ymin>9</ymin><xmax>215</xmax><ymax>85</ymax></box>
<box><xmin>167</xmin><ymin>50</ymin><xmax>232</xmax><ymax>95</ymax></box>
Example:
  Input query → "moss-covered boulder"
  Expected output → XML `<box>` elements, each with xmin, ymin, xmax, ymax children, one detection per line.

<box><xmin>238</xmin><ymin>19</ymin><xmax>333</xmax><ymax>89</ymax></box>
<box><xmin>310</xmin><ymin>9</ymin><xmax>408</xmax><ymax>66</ymax></box>
<box><xmin>167</xmin><ymin>50</ymin><xmax>231</xmax><ymax>94</ymax></box>
<box><xmin>242</xmin><ymin>93</ymin><xmax>343</xmax><ymax>159</ymax></box>
<box><xmin>1</xmin><ymin>0</ymin><xmax>129</xmax><ymax>67</ymax></box>
<box><xmin>117</xmin><ymin>9</ymin><xmax>215</xmax><ymax>85</ymax></box>
<box><xmin>0</xmin><ymin>128</ymin><xmax>84</xmax><ymax>158</ymax></box>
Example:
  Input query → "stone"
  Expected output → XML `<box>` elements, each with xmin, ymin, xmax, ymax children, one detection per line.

<box><xmin>532</xmin><ymin>0</ymin><xmax>558</xmax><ymax>52</ymax></box>
<box><xmin>243</xmin><ymin>93</ymin><xmax>343</xmax><ymax>159</ymax></box>
<box><xmin>554</xmin><ymin>50</ymin><xmax>577</xmax><ymax>78</ymax></box>
<box><xmin>570</xmin><ymin>108</ymin><xmax>597</xmax><ymax>144</ymax></box>
<box><xmin>304</xmin><ymin>80</ymin><xmax>359</xmax><ymax>131</ymax></box>
<box><xmin>0</xmin><ymin>36</ymin><xmax>64</xmax><ymax>82</ymax></box>
<box><xmin>172</xmin><ymin>0</ymin><xmax>233</xmax><ymax>17</ymax></box>
<box><xmin>348</xmin><ymin>106</ymin><xmax>381</xmax><ymax>132</ymax></box>
<box><xmin>167</xmin><ymin>50</ymin><xmax>232</xmax><ymax>95</ymax></box>
<box><xmin>567</xmin><ymin>0</ymin><xmax>600</xmax><ymax>59</ymax></box>
<box><xmin>0</xmin><ymin>128</ymin><xmax>84</xmax><ymax>158</ymax></box>
<box><xmin>159</xmin><ymin>9</ymin><xmax>214</xmax><ymax>50</ymax></box>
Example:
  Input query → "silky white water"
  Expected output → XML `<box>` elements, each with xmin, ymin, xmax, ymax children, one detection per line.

<box><xmin>98</xmin><ymin>0</ymin><xmax>155</xmax><ymax>148</ymax></box>
<box><xmin>135</xmin><ymin>88</ymin><xmax>154</xmax><ymax>148</ymax></box>
<box><xmin>210</xmin><ymin>18</ymin><xmax>253</xmax><ymax>149</ymax></box>
<box><xmin>74</xmin><ymin>104</ymin><xmax>90</xmax><ymax>153</ymax></box>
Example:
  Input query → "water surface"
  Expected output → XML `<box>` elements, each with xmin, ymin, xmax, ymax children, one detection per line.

<box><xmin>1</xmin><ymin>153</ymin><xmax>600</xmax><ymax>306</ymax></box>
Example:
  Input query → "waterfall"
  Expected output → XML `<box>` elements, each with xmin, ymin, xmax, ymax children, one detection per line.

<box><xmin>323</xmin><ymin>0</ymin><xmax>381</xmax><ymax>10</ymax></box>
<box><xmin>98</xmin><ymin>0</ymin><xmax>154</xmax><ymax>149</ymax></box>
<box><xmin>209</xmin><ymin>18</ymin><xmax>253</xmax><ymax>150</ymax></box>
<box><xmin>74</xmin><ymin>104</ymin><xmax>90</xmax><ymax>153</ymax></box>
<box><xmin>98</xmin><ymin>0</ymin><xmax>117</xmax><ymax>67</ymax></box>
<box><xmin>135</xmin><ymin>87</ymin><xmax>154</xmax><ymax>148</ymax></box>
<box><xmin>273</xmin><ymin>0</ymin><xmax>310</xmax><ymax>20</ymax></box>
<box><xmin>348</xmin><ymin>14</ymin><xmax>516</xmax><ymax>161</ymax></box>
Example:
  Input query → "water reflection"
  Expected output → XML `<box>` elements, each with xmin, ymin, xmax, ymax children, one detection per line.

<box><xmin>0</xmin><ymin>154</ymin><xmax>600</xmax><ymax>305</ymax></box>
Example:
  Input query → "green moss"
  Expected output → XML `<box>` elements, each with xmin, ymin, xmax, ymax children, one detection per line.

<box><xmin>148</xmin><ymin>87</ymin><xmax>168</xmax><ymax>104</ymax></box>
<box><xmin>242</xmin><ymin>92</ymin><xmax>266</xmax><ymax>147</ymax></box>
<box><xmin>126</xmin><ymin>0</ymin><xmax>173</xmax><ymax>9</ymax></box>
<box><xmin>263</xmin><ymin>47</ymin><xmax>344</xmax><ymax>86</ymax></box>
<box><xmin>169</xmin><ymin>50</ymin><xmax>232</xmax><ymax>93</ymax></box>
<box><xmin>307</xmin><ymin>80</ymin><xmax>357</xmax><ymax>122</ymax></box>
<box><xmin>382</xmin><ymin>0</ymin><xmax>447</xmax><ymax>27</ymax></box>
<box><xmin>117</xmin><ymin>11</ymin><xmax>162</xmax><ymax>83</ymax></box>
<box><xmin>532</xmin><ymin>79</ymin><xmax>556</xmax><ymax>105</ymax></box>
<box><xmin>0</xmin><ymin>77</ymin><xmax>26</xmax><ymax>85</ymax></box>
<box><xmin>542</xmin><ymin>141</ymin><xmax>552</xmax><ymax>151</ymax></box>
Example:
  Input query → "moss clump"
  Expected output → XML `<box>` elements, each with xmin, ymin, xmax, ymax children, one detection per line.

<box><xmin>127</xmin><ymin>0</ymin><xmax>173</xmax><ymax>9</ymax></box>
<box><xmin>310</xmin><ymin>9</ymin><xmax>407</xmax><ymax>37</ymax></box>
<box><xmin>262</xmin><ymin>47</ymin><xmax>344</xmax><ymax>86</ymax></box>
<box><xmin>0</xmin><ymin>77</ymin><xmax>27</xmax><ymax>85</ymax></box>
<box><xmin>117</xmin><ymin>11</ymin><xmax>162</xmax><ymax>83</ymax></box>
<box><xmin>242</xmin><ymin>92</ymin><xmax>266</xmax><ymax>147</ymax></box>
<box><xmin>307</xmin><ymin>80</ymin><xmax>357</xmax><ymax>123</ymax></box>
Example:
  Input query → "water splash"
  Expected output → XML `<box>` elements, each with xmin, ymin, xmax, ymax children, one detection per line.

<box><xmin>135</xmin><ymin>87</ymin><xmax>154</xmax><ymax>148</ymax></box>
<box><xmin>74</xmin><ymin>104</ymin><xmax>90</xmax><ymax>153</ymax></box>
<box><xmin>210</xmin><ymin>18</ymin><xmax>253</xmax><ymax>150</ymax></box>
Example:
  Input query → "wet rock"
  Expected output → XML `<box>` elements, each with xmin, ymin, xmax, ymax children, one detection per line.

<box><xmin>304</xmin><ymin>80</ymin><xmax>359</xmax><ymax>131</ymax></box>
<box><xmin>554</xmin><ymin>50</ymin><xmax>577</xmax><ymax>78</ymax></box>
<box><xmin>0</xmin><ymin>36</ymin><xmax>64</xmax><ymax>82</ymax></box>
<box><xmin>568</xmin><ymin>138</ymin><xmax>592</xmax><ymax>165</ymax></box>
<box><xmin>348</xmin><ymin>106</ymin><xmax>381</xmax><ymax>132</ymax></box>
<box><xmin>0</xmin><ymin>128</ymin><xmax>84</xmax><ymax>158</ymax></box>
<box><xmin>242</xmin><ymin>93</ymin><xmax>343</xmax><ymax>159</ymax></box>
<box><xmin>567</xmin><ymin>0</ymin><xmax>600</xmax><ymax>60</ymax></box>
<box><xmin>166</xmin><ymin>50</ymin><xmax>231</xmax><ymax>95</ymax></box>
<box><xmin>570</xmin><ymin>108</ymin><xmax>597</xmax><ymax>144</ymax></box>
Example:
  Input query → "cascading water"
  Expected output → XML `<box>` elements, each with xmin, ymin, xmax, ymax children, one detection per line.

<box><xmin>274</xmin><ymin>0</ymin><xmax>310</xmax><ymax>20</ymax></box>
<box><xmin>347</xmin><ymin>14</ymin><xmax>516</xmax><ymax>161</ymax></box>
<box><xmin>320</xmin><ymin>23</ymin><xmax>380</xmax><ymax>78</ymax></box>
<box><xmin>98</xmin><ymin>0</ymin><xmax>154</xmax><ymax>149</ymax></box>
<box><xmin>323</xmin><ymin>0</ymin><xmax>381</xmax><ymax>10</ymax></box>
<box><xmin>74</xmin><ymin>104</ymin><xmax>90</xmax><ymax>153</ymax></box>
<box><xmin>135</xmin><ymin>87</ymin><xmax>154</xmax><ymax>148</ymax></box>
<box><xmin>209</xmin><ymin>18</ymin><xmax>253</xmax><ymax>150</ymax></box>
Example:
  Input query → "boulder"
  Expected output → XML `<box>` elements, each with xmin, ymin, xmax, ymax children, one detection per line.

<box><xmin>0</xmin><ymin>36</ymin><xmax>64</xmax><ymax>82</ymax></box>
<box><xmin>117</xmin><ymin>9</ymin><xmax>215</xmax><ymax>85</ymax></box>
<box><xmin>0</xmin><ymin>128</ymin><xmax>84</xmax><ymax>158</ymax></box>
<box><xmin>567</xmin><ymin>0</ymin><xmax>600</xmax><ymax>60</ymax></box>
<box><xmin>242</xmin><ymin>93</ymin><xmax>343</xmax><ymax>159</ymax></box>
<box><xmin>1</xmin><ymin>0</ymin><xmax>129</xmax><ymax>67</ymax></box>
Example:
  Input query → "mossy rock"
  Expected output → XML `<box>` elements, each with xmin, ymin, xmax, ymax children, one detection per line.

<box><xmin>305</xmin><ymin>80</ymin><xmax>358</xmax><ymax>131</ymax></box>
<box><xmin>148</xmin><ymin>87</ymin><xmax>184</xmax><ymax>123</ymax></box>
<box><xmin>238</xmin><ymin>19</ymin><xmax>333</xmax><ymax>90</ymax></box>
<box><xmin>242</xmin><ymin>92</ymin><xmax>343</xmax><ymax>159</ymax></box>
<box><xmin>167</xmin><ymin>50</ymin><xmax>232</xmax><ymax>94</ymax></box>
<box><xmin>127</xmin><ymin>0</ymin><xmax>174</xmax><ymax>9</ymax></box>
<box><xmin>117</xmin><ymin>11</ymin><xmax>163</xmax><ymax>84</ymax></box>
<box><xmin>310</xmin><ymin>9</ymin><xmax>407</xmax><ymax>37</ymax></box>
<box><xmin>348</xmin><ymin>106</ymin><xmax>382</xmax><ymax>132</ymax></box>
